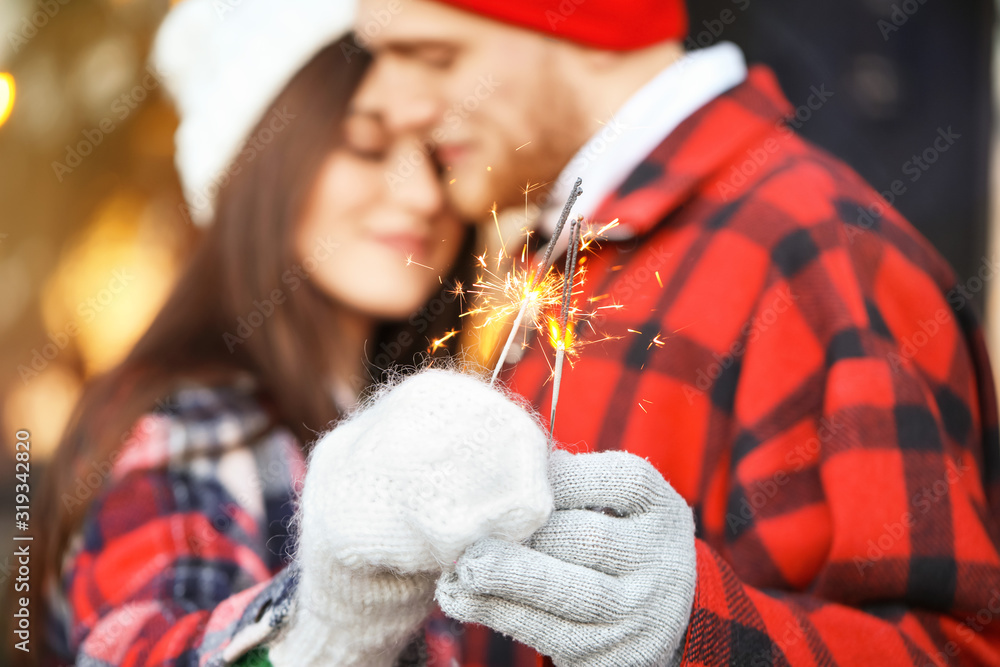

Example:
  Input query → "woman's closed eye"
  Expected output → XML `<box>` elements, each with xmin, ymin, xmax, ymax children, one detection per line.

<box><xmin>344</xmin><ymin>112</ymin><xmax>389</xmax><ymax>161</ymax></box>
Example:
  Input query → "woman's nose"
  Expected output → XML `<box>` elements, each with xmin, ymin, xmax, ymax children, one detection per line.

<box><xmin>390</xmin><ymin>144</ymin><xmax>445</xmax><ymax>216</ymax></box>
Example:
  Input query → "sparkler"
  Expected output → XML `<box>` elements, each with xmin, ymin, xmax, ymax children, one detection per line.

<box><xmin>446</xmin><ymin>177</ymin><xmax>625</xmax><ymax>437</ymax></box>
<box><xmin>488</xmin><ymin>177</ymin><xmax>584</xmax><ymax>385</ymax></box>
<box><xmin>549</xmin><ymin>214</ymin><xmax>582</xmax><ymax>435</ymax></box>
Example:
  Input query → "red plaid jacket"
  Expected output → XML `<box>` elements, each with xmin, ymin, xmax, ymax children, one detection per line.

<box><xmin>444</xmin><ymin>66</ymin><xmax>1000</xmax><ymax>666</ymax></box>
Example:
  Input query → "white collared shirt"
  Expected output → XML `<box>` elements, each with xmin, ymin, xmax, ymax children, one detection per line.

<box><xmin>539</xmin><ymin>42</ymin><xmax>749</xmax><ymax>241</ymax></box>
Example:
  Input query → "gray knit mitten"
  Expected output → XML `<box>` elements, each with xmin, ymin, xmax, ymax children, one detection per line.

<box><xmin>270</xmin><ymin>369</ymin><xmax>553</xmax><ymax>667</ymax></box>
<box><xmin>436</xmin><ymin>449</ymin><xmax>697</xmax><ymax>667</ymax></box>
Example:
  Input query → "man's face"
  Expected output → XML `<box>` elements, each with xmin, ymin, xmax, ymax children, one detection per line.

<box><xmin>354</xmin><ymin>0</ymin><xmax>585</xmax><ymax>220</ymax></box>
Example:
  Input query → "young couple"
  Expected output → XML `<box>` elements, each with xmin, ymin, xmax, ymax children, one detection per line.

<box><xmin>32</xmin><ymin>0</ymin><xmax>1000</xmax><ymax>665</ymax></box>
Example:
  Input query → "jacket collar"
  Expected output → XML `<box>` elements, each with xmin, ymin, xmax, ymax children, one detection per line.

<box><xmin>590</xmin><ymin>65</ymin><xmax>794</xmax><ymax>238</ymax></box>
<box><xmin>539</xmin><ymin>42</ymin><xmax>749</xmax><ymax>241</ymax></box>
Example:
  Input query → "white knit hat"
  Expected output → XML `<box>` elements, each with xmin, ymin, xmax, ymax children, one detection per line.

<box><xmin>151</xmin><ymin>0</ymin><xmax>356</xmax><ymax>226</ymax></box>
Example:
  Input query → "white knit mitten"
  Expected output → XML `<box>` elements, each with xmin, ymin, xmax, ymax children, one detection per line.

<box><xmin>269</xmin><ymin>369</ymin><xmax>553</xmax><ymax>666</ymax></box>
<box><xmin>437</xmin><ymin>449</ymin><xmax>697</xmax><ymax>667</ymax></box>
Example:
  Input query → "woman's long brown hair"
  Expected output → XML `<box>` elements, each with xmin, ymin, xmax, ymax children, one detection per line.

<box><xmin>20</xmin><ymin>39</ymin><xmax>470</xmax><ymax>665</ymax></box>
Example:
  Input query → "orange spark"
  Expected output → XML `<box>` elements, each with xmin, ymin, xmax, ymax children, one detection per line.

<box><xmin>405</xmin><ymin>254</ymin><xmax>434</xmax><ymax>271</ymax></box>
<box><xmin>429</xmin><ymin>329</ymin><xmax>459</xmax><ymax>353</ymax></box>
<box><xmin>596</xmin><ymin>218</ymin><xmax>620</xmax><ymax>236</ymax></box>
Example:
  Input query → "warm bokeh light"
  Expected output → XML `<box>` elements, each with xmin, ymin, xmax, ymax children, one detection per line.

<box><xmin>40</xmin><ymin>192</ymin><xmax>181</xmax><ymax>376</ymax></box>
<box><xmin>3</xmin><ymin>363</ymin><xmax>81</xmax><ymax>460</ymax></box>
<box><xmin>0</xmin><ymin>72</ymin><xmax>15</xmax><ymax>128</ymax></box>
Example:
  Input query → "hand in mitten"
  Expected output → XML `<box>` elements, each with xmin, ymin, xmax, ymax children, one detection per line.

<box><xmin>436</xmin><ymin>449</ymin><xmax>697</xmax><ymax>667</ymax></box>
<box><xmin>269</xmin><ymin>369</ymin><xmax>553</xmax><ymax>667</ymax></box>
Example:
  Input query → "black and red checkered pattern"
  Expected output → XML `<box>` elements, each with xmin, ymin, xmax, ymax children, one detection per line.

<box><xmin>448</xmin><ymin>66</ymin><xmax>1000</xmax><ymax>666</ymax></box>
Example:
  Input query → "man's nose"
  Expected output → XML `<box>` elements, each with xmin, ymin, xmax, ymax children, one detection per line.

<box><xmin>356</xmin><ymin>59</ymin><xmax>440</xmax><ymax>137</ymax></box>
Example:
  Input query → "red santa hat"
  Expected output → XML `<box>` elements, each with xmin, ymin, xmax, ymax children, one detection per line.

<box><xmin>432</xmin><ymin>0</ymin><xmax>688</xmax><ymax>50</ymax></box>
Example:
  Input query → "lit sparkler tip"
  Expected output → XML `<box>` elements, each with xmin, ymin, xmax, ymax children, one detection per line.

<box><xmin>546</xmin><ymin>317</ymin><xmax>577</xmax><ymax>355</ymax></box>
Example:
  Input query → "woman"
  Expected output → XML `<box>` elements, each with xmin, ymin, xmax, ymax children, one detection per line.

<box><xmin>27</xmin><ymin>0</ymin><xmax>475</xmax><ymax>664</ymax></box>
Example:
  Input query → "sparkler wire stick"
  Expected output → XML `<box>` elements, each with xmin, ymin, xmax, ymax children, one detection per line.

<box><xmin>550</xmin><ymin>215</ymin><xmax>582</xmax><ymax>436</ymax></box>
<box><xmin>489</xmin><ymin>178</ymin><xmax>584</xmax><ymax>385</ymax></box>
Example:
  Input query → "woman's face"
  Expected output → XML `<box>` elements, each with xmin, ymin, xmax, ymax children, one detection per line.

<box><xmin>296</xmin><ymin>112</ymin><xmax>465</xmax><ymax>322</ymax></box>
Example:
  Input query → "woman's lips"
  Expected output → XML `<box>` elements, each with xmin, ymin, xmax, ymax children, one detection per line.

<box><xmin>436</xmin><ymin>144</ymin><xmax>468</xmax><ymax>166</ymax></box>
<box><xmin>371</xmin><ymin>233</ymin><xmax>428</xmax><ymax>261</ymax></box>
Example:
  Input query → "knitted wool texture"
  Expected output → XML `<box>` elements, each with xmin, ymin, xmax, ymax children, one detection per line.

<box><xmin>271</xmin><ymin>368</ymin><xmax>554</xmax><ymax>666</ymax></box>
<box><xmin>150</xmin><ymin>0</ymin><xmax>354</xmax><ymax>226</ymax></box>
<box><xmin>437</xmin><ymin>449</ymin><xmax>697</xmax><ymax>667</ymax></box>
<box><xmin>431</xmin><ymin>0</ymin><xmax>688</xmax><ymax>50</ymax></box>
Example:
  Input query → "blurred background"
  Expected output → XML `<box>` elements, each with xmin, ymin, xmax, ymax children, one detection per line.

<box><xmin>0</xmin><ymin>0</ymin><xmax>996</xmax><ymax>553</ymax></box>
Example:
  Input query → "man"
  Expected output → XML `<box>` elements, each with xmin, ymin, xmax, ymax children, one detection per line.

<box><xmin>350</xmin><ymin>0</ymin><xmax>1000</xmax><ymax>665</ymax></box>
